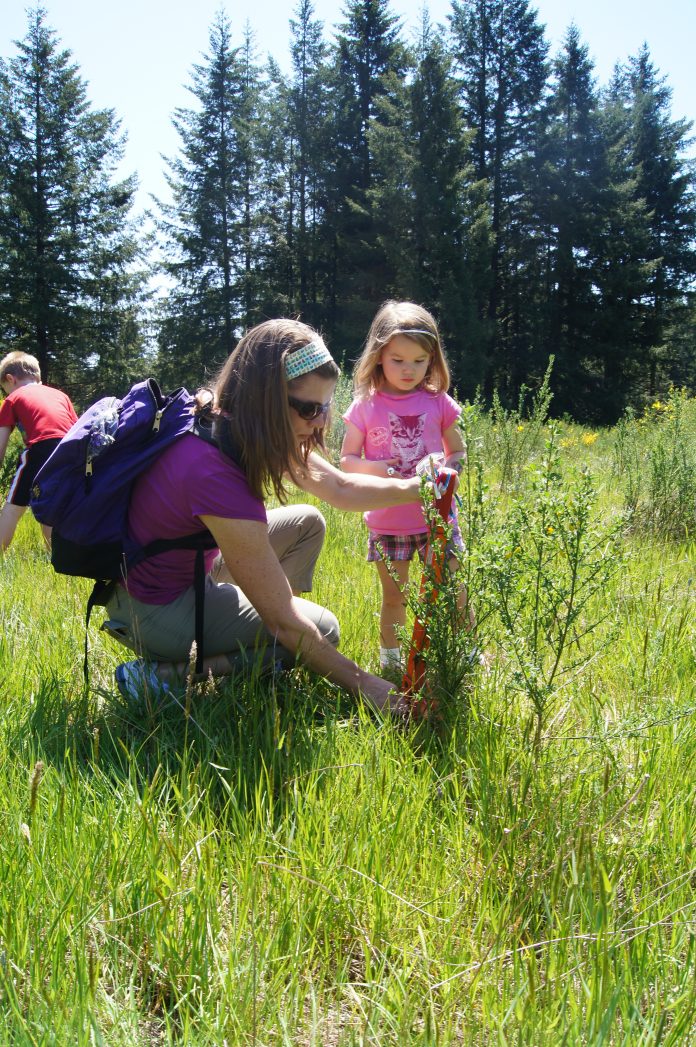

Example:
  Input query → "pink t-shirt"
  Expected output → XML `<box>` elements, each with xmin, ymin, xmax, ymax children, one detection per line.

<box><xmin>0</xmin><ymin>383</ymin><xmax>77</xmax><ymax>445</ymax></box>
<box><xmin>343</xmin><ymin>389</ymin><xmax>461</xmax><ymax>535</ymax></box>
<box><xmin>124</xmin><ymin>433</ymin><xmax>267</xmax><ymax>604</ymax></box>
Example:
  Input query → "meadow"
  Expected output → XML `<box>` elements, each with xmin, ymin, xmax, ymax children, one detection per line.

<box><xmin>0</xmin><ymin>380</ymin><xmax>695</xmax><ymax>1045</ymax></box>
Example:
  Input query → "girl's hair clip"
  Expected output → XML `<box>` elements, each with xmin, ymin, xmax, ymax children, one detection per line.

<box><xmin>390</xmin><ymin>328</ymin><xmax>437</xmax><ymax>338</ymax></box>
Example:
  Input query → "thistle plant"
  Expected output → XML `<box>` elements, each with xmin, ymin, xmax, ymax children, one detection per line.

<box><xmin>485</xmin><ymin>425</ymin><xmax>624</xmax><ymax>749</ymax></box>
<box><xmin>397</xmin><ymin>467</ymin><xmax>489</xmax><ymax>733</ymax></box>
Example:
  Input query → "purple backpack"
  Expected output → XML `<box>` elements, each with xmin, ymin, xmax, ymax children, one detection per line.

<box><xmin>31</xmin><ymin>378</ymin><xmax>220</xmax><ymax>677</ymax></box>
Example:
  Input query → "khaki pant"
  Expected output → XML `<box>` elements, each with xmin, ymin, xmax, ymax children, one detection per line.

<box><xmin>105</xmin><ymin>504</ymin><xmax>339</xmax><ymax>667</ymax></box>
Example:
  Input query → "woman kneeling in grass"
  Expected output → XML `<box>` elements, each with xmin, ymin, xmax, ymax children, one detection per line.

<box><xmin>109</xmin><ymin>319</ymin><xmax>427</xmax><ymax>716</ymax></box>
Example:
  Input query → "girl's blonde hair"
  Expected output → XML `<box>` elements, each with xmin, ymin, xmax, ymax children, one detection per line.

<box><xmin>352</xmin><ymin>301</ymin><xmax>450</xmax><ymax>397</ymax></box>
<box><xmin>211</xmin><ymin>318</ymin><xmax>339</xmax><ymax>502</ymax></box>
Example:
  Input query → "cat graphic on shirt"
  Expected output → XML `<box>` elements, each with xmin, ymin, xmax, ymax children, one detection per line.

<box><xmin>389</xmin><ymin>412</ymin><xmax>426</xmax><ymax>475</ymax></box>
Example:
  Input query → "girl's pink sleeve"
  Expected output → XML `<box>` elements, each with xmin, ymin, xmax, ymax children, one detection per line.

<box><xmin>342</xmin><ymin>397</ymin><xmax>366</xmax><ymax>432</ymax></box>
<box><xmin>440</xmin><ymin>392</ymin><xmax>462</xmax><ymax>430</ymax></box>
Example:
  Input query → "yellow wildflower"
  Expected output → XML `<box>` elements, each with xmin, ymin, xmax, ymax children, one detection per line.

<box><xmin>516</xmin><ymin>423</ymin><xmax>525</xmax><ymax>432</ymax></box>
<box><xmin>581</xmin><ymin>432</ymin><xmax>598</xmax><ymax>446</ymax></box>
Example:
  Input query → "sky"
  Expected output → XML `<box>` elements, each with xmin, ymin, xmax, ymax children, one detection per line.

<box><xmin>2</xmin><ymin>0</ymin><xmax>695</xmax><ymax>218</ymax></box>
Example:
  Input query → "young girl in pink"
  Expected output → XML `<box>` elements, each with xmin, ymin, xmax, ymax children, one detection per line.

<box><xmin>341</xmin><ymin>301</ymin><xmax>471</xmax><ymax>672</ymax></box>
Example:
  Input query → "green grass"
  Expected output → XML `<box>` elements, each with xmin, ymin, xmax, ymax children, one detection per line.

<box><xmin>1</xmin><ymin>394</ymin><xmax>695</xmax><ymax>1044</ymax></box>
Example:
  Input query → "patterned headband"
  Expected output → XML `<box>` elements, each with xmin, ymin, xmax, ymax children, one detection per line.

<box><xmin>285</xmin><ymin>338</ymin><xmax>334</xmax><ymax>380</ymax></box>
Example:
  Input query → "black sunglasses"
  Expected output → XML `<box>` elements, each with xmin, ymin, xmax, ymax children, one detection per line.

<box><xmin>288</xmin><ymin>395</ymin><xmax>332</xmax><ymax>421</ymax></box>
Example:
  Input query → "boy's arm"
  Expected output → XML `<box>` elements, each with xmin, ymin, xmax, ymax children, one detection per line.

<box><xmin>340</xmin><ymin>420</ymin><xmax>400</xmax><ymax>477</ymax></box>
<box><xmin>0</xmin><ymin>426</ymin><xmax>11</xmax><ymax>469</ymax></box>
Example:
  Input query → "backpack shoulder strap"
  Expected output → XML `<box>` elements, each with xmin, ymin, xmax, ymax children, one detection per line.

<box><xmin>191</xmin><ymin>406</ymin><xmax>242</xmax><ymax>465</ymax></box>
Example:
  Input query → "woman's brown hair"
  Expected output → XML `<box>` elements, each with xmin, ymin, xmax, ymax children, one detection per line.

<box><xmin>211</xmin><ymin>319</ymin><xmax>339</xmax><ymax>501</ymax></box>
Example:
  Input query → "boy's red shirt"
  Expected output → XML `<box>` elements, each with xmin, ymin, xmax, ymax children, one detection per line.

<box><xmin>0</xmin><ymin>383</ymin><xmax>78</xmax><ymax>446</ymax></box>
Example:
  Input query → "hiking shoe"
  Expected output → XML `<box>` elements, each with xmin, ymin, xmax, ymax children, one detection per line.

<box><xmin>115</xmin><ymin>660</ymin><xmax>170</xmax><ymax>705</ymax></box>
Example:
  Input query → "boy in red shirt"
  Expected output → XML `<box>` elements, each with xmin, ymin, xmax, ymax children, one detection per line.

<box><xmin>0</xmin><ymin>351</ymin><xmax>78</xmax><ymax>551</ymax></box>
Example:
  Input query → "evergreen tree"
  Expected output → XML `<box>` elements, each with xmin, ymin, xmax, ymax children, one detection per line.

<box><xmin>256</xmin><ymin>0</ymin><xmax>332</xmax><ymax>324</ymax></box>
<box><xmin>542</xmin><ymin>43</ymin><xmax>695</xmax><ymax>420</ymax></box>
<box><xmin>0</xmin><ymin>6</ymin><xmax>144</xmax><ymax>400</ymax></box>
<box><xmin>541</xmin><ymin>25</ymin><xmax>605</xmax><ymax>414</ymax></box>
<box><xmin>236</xmin><ymin>25</ymin><xmax>266</xmax><ymax>329</ymax></box>
<box><xmin>449</xmin><ymin>0</ymin><xmax>548</xmax><ymax>396</ymax></box>
<box><xmin>407</xmin><ymin>14</ymin><xmax>491</xmax><ymax>391</ymax></box>
<box><xmin>253</xmin><ymin>57</ymin><xmax>294</xmax><ymax>318</ymax></box>
<box><xmin>328</xmin><ymin>0</ymin><xmax>408</xmax><ymax>350</ymax></box>
<box><xmin>365</xmin><ymin>66</ymin><xmax>414</xmax><ymax>299</ymax></box>
<box><xmin>365</xmin><ymin>12</ymin><xmax>491</xmax><ymax>392</ymax></box>
<box><xmin>622</xmin><ymin>46</ymin><xmax>696</xmax><ymax>396</ymax></box>
<box><xmin>156</xmin><ymin>12</ymin><xmax>261</xmax><ymax>387</ymax></box>
<box><xmin>586</xmin><ymin>73</ymin><xmax>654</xmax><ymax>421</ymax></box>
<box><xmin>287</xmin><ymin>0</ymin><xmax>332</xmax><ymax>323</ymax></box>
<box><xmin>666</xmin><ymin>292</ymin><xmax>696</xmax><ymax>390</ymax></box>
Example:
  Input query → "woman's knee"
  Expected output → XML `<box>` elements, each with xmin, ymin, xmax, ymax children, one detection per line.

<box><xmin>320</xmin><ymin>608</ymin><xmax>340</xmax><ymax>647</ymax></box>
<box><xmin>296</xmin><ymin>503</ymin><xmax>326</xmax><ymax>547</ymax></box>
<box><xmin>269</xmin><ymin>504</ymin><xmax>327</xmax><ymax>593</ymax></box>
<box><xmin>269</xmin><ymin>501</ymin><xmax>325</xmax><ymax>535</ymax></box>
<box><xmin>313</xmin><ymin>604</ymin><xmax>340</xmax><ymax>647</ymax></box>
<box><xmin>294</xmin><ymin>596</ymin><xmax>340</xmax><ymax>647</ymax></box>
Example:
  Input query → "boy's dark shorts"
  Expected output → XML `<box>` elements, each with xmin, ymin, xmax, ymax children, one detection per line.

<box><xmin>7</xmin><ymin>438</ymin><xmax>61</xmax><ymax>506</ymax></box>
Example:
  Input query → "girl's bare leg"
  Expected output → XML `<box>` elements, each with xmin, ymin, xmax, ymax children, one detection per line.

<box><xmin>375</xmin><ymin>558</ymin><xmax>411</xmax><ymax>650</ymax></box>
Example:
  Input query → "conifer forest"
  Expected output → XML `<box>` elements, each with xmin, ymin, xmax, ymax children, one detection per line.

<box><xmin>0</xmin><ymin>1</ymin><xmax>694</xmax><ymax>421</ymax></box>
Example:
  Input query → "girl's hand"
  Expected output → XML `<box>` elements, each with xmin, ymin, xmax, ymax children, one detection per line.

<box><xmin>341</xmin><ymin>420</ymin><xmax>401</xmax><ymax>480</ymax></box>
<box><xmin>445</xmin><ymin>452</ymin><xmax>465</xmax><ymax>474</ymax></box>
